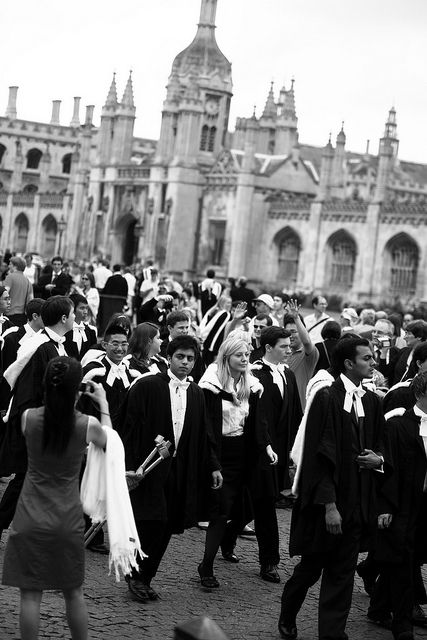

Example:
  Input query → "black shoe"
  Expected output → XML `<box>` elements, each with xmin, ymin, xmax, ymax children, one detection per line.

<box><xmin>278</xmin><ymin>616</ymin><xmax>297</xmax><ymax>639</ymax></box>
<box><xmin>221</xmin><ymin>550</ymin><xmax>240</xmax><ymax>563</ymax></box>
<box><xmin>197</xmin><ymin>562</ymin><xmax>220</xmax><ymax>589</ymax></box>
<box><xmin>412</xmin><ymin>603</ymin><xmax>427</xmax><ymax>627</ymax></box>
<box><xmin>367</xmin><ymin>613</ymin><xmax>392</xmax><ymax>630</ymax></box>
<box><xmin>260</xmin><ymin>564</ymin><xmax>280</xmax><ymax>583</ymax></box>
<box><xmin>125</xmin><ymin>576</ymin><xmax>158</xmax><ymax>602</ymax></box>
<box><xmin>396</xmin><ymin>633</ymin><xmax>414</xmax><ymax>640</ymax></box>
<box><xmin>87</xmin><ymin>543</ymin><xmax>109</xmax><ymax>555</ymax></box>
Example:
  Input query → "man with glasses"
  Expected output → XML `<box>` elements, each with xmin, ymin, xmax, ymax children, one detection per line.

<box><xmin>80</xmin><ymin>324</ymin><xmax>134</xmax><ymax>431</ymax></box>
<box><xmin>79</xmin><ymin>323</ymin><xmax>135</xmax><ymax>554</ymax></box>
<box><xmin>371</xmin><ymin>318</ymin><xmax>400</xmax><ymax>388</ymax></box>
<box><xmin>393</xmin><ymin>320</ymin><xmax>427</xmax><ymax>385</ymax></box>
<box><xmin>250</xmin><ymin>313</ymin><xmax>273</xmax><ymax>363</ymax></box>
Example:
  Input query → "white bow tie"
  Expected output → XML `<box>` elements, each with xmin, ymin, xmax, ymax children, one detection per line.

<box><xmin>343</xmin><ymin>386</ymin><xmax>366</xmax><ymax>417</ymax></box>
<box><xmin>51</xmin><ymin>335</ymin><xmax>66</xmax><ymax>356</ymax></box>
<box><xmin>170</xmin><ymin>379</ymin><xmax>190</xmax><ymax>393</ymax></box>
<box><xmin>419</xmin><ymin>415</ymin><xmax>427</xmax><ymax>438</ymax></box>
<box><xmin>73</xmin><ymin>323</ymin><xmax>87</xmax><ymax>351</ymax></box>
<box><xmin>106</xmin><ymin>362</ymin><xmax>130</xmax><ymax>388</ymax></box>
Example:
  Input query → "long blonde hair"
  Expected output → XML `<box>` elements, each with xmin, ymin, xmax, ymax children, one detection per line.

<box><xmin>216</xmin><ymin>334</ymin><xmax>251</xmax><ymax>404</ymax></box>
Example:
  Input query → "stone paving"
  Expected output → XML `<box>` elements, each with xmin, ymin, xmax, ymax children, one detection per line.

<box><xmin>1</xmin><ymin>495</ymin><xmax>427</xmax><ymax>639</ymax></box>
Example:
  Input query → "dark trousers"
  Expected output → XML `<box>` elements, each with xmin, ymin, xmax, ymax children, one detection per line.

<box><xmin>133</xmin><ymin>520</ymin><xmax>173</xmax><ymax>585</ymax></box>
<box><xmin>0</xmin><ymin>472</ymin><xmax>25</xmax><ymax>532</ymax></box>
<box><xmin>369</xmin><ymin>553</ymin><xmax>415</xmax><ymax>638</ymax></box>
<box><xmin>281</xmin><ymin>521</ymin><xmax>361</xmax><ymax>640</ymax></box>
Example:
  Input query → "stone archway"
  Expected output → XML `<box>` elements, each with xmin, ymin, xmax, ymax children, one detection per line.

<box><xmin>113</xmin><ymin>213</ymin><xmax>138</xmax><ymax>265</ymax></box>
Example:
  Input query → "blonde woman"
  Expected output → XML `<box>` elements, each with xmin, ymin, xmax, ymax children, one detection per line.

<box><xmin>197</xmin><ymin>333</ymin><xmax>277</xmax><ymax>588</ymax></box>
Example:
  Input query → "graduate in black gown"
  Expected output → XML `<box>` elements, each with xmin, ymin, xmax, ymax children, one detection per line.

<box><xmin>370</xmin><ymin>370</ymin><xmax>427</xmax><ymax>640</ymax></box>
<box><xmin>279</xmin><ymin>336</ymin><xmax>386</xmax><ymax>640</ymax></box>
<box><xmin>123</xmin><ymin>322</ymin><xmax>168</xmax><ymax>376</ymax></box>
<box><xmin>250</xmin><ymin>326</ymin><xmax>302</xmax><ymax>582</ymax></box>
<box><xmin>0</xmin><ymin>296</ymin><xmax>75</xmax><ymax>539</ymax></box>
<box><xmin>118</xmin><ymin>335</ymin><xmax>221</xmax><ymax>602</ymax></box>
<box><xmin>64</xmin><ymin>294</ymin><xmax>97</xmax><ymax>362</ymax></box>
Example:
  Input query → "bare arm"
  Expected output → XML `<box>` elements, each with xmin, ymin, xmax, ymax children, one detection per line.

<box><xmin>287</xmin><ymin>299</ymin><xmax>315</xmax><ymax>355</ymax></box>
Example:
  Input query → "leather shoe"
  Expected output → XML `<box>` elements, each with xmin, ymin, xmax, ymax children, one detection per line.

<box><xmin>396</xmin><ymin>633</ymin><xmax>414</xmax><ymax>640</ymax></box>
<box><xmin>260</xmin><ymin>564</ymin><xmax>280</xmax><ymax>583</ymax></box>
<box><xmin>412</xmin><ymin>603</ymin><xmax>427</xmax><ymax>626</ymax></box>
<box><xmin>87</xmin><ymin>543</ymin><xmax>109</xmax><ymax>555</ymax></box>
<box><xmin>221</xmin><ymin>550</ymin><xmax>240</xmax><ymax>563</ymax></box>
<box><xmin>198</xmin><ymin>562</ymin><xmax>220</xmax><ymax>588</ymax></box>
<box><xmin>125</xmin><ymin>576</ymin><xmax>159</xmax><ymax>602</ymax></box>
<box><xmin>278</xmin><ymin>616</ymin><xmax>297</xmax><ymax>639</ymax></box>
<box><xmin>356</xmin><ymin>562</ymin><xmax>376</xmax><ymax>596</ymax></box>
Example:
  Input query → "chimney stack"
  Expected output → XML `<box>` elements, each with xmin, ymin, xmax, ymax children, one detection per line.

<box><xmin>5</xmin><ymin>86</ymin><xmax>18</xmax><ymax>119</ymax></box>
<box><xmin>70</xmin><ymin>96</ymin><xmax>81</xmax><ymax>127</ymax></box>
<box><xmin>50</xmin><ymin>100</ymin><xmax>61</xmax><ymax>125</ymax></box>
<box><xmin>85</xmin><ymin>105</ymin><xmax>94</xmax><ymax>126</ymax></box>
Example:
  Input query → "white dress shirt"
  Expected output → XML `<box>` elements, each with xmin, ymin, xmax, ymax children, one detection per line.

<box><xmin>168</xmin><ymin>371</ymin><xmax>189</xmax><ymax>453</ymax></box>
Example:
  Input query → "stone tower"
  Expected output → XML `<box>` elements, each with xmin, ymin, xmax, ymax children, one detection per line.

<box><xmin>149</xmin><ymin>0</ymin><xmax>233</xmax><ymax>275</ymax></box>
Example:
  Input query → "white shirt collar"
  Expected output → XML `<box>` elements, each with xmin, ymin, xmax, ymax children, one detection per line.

<box><xmin>44</xmin><ymin>326</ymin><xmax>64</xmax><ymax>343</ymax></box>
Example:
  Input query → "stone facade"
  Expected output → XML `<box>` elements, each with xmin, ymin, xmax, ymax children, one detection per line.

<box><xmin>0</xmin><ymin>0</ymin><xmax>426</xmax><ymax>304</ymax></box>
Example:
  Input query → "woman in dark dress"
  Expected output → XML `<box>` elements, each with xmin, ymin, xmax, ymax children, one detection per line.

<box><xmin>123</xmin><ymin>322</ymin><xmax>168</xmax><ymax>375</ymax></box>
<box><xmin>2</xmin><ymin>357</ymin><xmax>108</xmax><ymax>640</ymax></box>
<box><xmin>197</xmin><ymin>333</ymin><xmax>278</xmax><ymax>588</ymax></box>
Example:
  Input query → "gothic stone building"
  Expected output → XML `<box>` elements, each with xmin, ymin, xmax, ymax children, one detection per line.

<box><xmin>0</xmin><ymin>0</ymin><xmax>426</xmax><ymax>304</ymax></box>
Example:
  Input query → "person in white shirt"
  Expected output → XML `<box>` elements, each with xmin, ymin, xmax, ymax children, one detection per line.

<box><xmin>304</xmin><ymin>296</ymin><xmax>331</xmax><ymax>344</ymax></box>
<box><xmin>93</xmin><ymin>261</ymin><xmax>112</xmax><ymax>290</ymax></box>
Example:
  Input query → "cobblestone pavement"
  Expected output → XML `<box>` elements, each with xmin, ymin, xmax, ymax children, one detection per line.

<box><xmin>1</xmin><ymin>496</ymin><xmax>427</xmax><ymax>639</ymax></box>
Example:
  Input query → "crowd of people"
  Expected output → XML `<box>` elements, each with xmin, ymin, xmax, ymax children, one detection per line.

<box><xmin>0</xmin><ymin>253</ymin><xmax>426</xmax><ymax>640</ymax></box>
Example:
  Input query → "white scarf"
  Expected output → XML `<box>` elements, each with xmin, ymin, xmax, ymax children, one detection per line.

<box><xmin>80</xmin><ymin>426</ymin><xmax>146</xmax><ymax>580</ymax></box>
<box><xmin>291</xmin><ymin>369</ymin><xmax>334</xmax><ymax>497</ymax></box>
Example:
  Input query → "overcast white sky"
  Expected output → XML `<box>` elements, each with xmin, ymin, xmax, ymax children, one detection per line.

<box><xmin>1</xmin><ymin>0</ymin><xmax>426</xmax><ymax>162</ymax></box>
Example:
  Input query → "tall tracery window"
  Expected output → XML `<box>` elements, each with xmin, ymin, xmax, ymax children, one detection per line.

<box><xmin>327</xmin><ymin>231</ymin><xmax>357</xmax><ymax>289</ymax></box>
<box><xmin>0</xmin><ymin>144</ymin><xmax>6</xmax><ymax>165</ymax></box>
<box><xmin>208</xmin><ymin>220</ymin><xmax>226</xmax><ymax>266</ymax></box>
<box><xmin>276</xmin><ymin>228</ymin><xmax>300</xmax><ymax>288</ymax></box>
<box><xmin>41</xmin><ymin>214</ymin><xmax>58</xmax><ymax>259</ymax></box>
<box><xmin>386</xmin><ymin>234</ymin><xmax>418</xmax><ymax>296</ymax></box>
<box><xmin>200</xmin><ymin>125</ymin><xmax>216</xmax><ymax>152</ymax></box>
<box><xmin>14</xmin><ymin>213</ymin><xmax>29</xmax><ymax>253</ymax></box>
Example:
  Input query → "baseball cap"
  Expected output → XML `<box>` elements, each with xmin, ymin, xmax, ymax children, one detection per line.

<box><xmin>254</xmin><ymin>294</ymin><xmax>275</xmax><ymax>309</ymax></box>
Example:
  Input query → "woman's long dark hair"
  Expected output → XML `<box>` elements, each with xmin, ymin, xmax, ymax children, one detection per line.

<box><xmin>128</xmin><ymin>322</ymin><xmax>159</xmax><ymax>361</ymax></box>
<box><xmin>42</xmin><ymin>356</ymin><xmax>82</xmax><ymax>454</ymax></box>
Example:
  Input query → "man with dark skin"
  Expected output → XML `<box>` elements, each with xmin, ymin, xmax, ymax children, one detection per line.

<box><xmin>119</xmin><ymin>335</ymin><xmax>222</xmax><ymax>602</ymax></box>
<box><xmin>279</xmin><ymin>337</ymin><xmax>386</xmax><ymax>640</ymax></box>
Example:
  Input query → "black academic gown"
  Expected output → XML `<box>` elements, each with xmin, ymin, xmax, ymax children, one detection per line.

<box><xmin>289</xmin><ymin>376</ymin><xmax>386</xmax><ymax>557</ymax></box>
<box><xmin>375</xmin><ymin>408</ymin><xmax>427</xmax><ymax>565</ymax></box>
<box><xmin>79</xmin><ymin>355</ymin><xmax>134</xmax><ymax>431</ymax></box>
<box><xmin>251</xmin><ymin>361</ymin><xmax>302</xmax><ymax>495</ymax></box>
<box><xmin>64</xmin><ymin>325</ymin><xmax>97</xmax><ymax>361</ymax></box>
<box><xmin>383</xmin><ymin>381</ymin><xmax>415</xmax><ymax>414</ymax></box>
<box><xmin>118</xmin><ymin>372</ymin><xmax>211</xmax><ymax>533</ymax></box>
<box><xmin>0</xmin><ymin>335</ymin><xmax>69</xmax><ymax>475</ymax></box>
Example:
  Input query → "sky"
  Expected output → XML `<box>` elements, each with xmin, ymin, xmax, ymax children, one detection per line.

<box><xmin>1</xmin><ymin>0</ymin><xmax>426</xmax><ymax>163</ymax></box>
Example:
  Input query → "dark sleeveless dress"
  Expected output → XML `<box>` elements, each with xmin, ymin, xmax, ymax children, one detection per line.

<box><xmin>2</xmin><ymin>408</ymin><xmax>89</xmax><ymax>590</ymax></box>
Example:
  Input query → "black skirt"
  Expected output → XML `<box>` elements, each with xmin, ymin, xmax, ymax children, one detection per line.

<box><xmin>209</xmin><ymin>435</ymin><xmax>246</xmax><ymax>520</ymax></box>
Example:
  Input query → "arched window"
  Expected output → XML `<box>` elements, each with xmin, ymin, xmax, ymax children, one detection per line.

<box><xmin>14</xmin><ymin>213</ymin><xmax>29</xmax><ymax>253</ymax></box>
<box><xmin>325</xmin><ymin>230</ymin><xmax>357</xmax><ymax>290</ymax></box>
<box><xmin>23</xmin><ymin>184</ymin><xmax>38</xmax><ymax>194</ymax></box>
<box><xmin>385</xmin><ymin>234</ymin><xmax>418</xmax><ymax>296</ymax></box>
<box><xmin>62</xmin><ymin>153</ymin><xmax>72</xmax><ymax>174</ymax></box>
<box><xmin>200</xmin><ymin>125</ymin><xmax>209</xmax><ymax>151</ymax></box>
<box><xmin>0</xmin><ymin>144</ymin><xmax>6</xmax><ymax>165</ymax></box>
<box><xmin>275</xmin><ymin>227</ymin><xmax>301</xmax><ymax>289</ymax></box>
<box><xmin>208</xmin><ymin>126</ymin><xmax>216</xmax><ymax>152</ymax></box>
<box><xmin>26</xmin><ymin>148</ymin><xmax>43</xmax><ymax>169</ymax></box>
<box><xmin>41</xmin><ymin>214</ymin><xmax>58</xmax><ymax>260</ymax></box>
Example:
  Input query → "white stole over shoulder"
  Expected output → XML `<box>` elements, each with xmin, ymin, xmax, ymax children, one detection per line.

<box><xmin>80</xmin><ymin>426</ymin><xmax>146</xmax><ymax>580</ymax></box>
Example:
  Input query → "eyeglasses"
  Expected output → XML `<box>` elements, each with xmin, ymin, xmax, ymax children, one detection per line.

<box><xmin>81</xmin><ymin>277</ymin><xmax>89</xmax><ymax>281</ymax></box>
<box><xmin>106</xmin><ymin>341</ymin><xmax>128</xmax><ymax>349</ymax></box>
